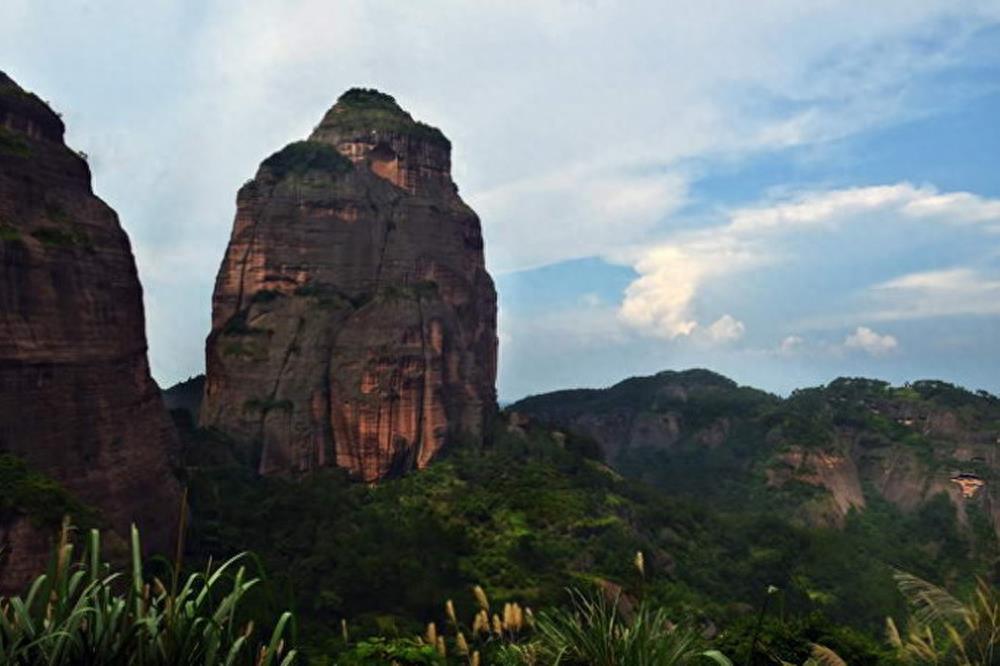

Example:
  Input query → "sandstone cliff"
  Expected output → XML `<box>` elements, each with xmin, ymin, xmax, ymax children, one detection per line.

<box><xmin>0</xmin><ymin>72</ymin><xmax>181</xmax><ymax>590</ymax></box>
<box><xmin>201</xmin><ymin>89</ymin><xmax>497</xmax><ymax>481</ymax></box>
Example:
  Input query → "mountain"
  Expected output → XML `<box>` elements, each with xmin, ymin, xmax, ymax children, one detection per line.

<box><xmin>0</xmin><ymin>72</ymin><xmax>181</xmax><ymax>591</ymax></box>
<box><xmin>200</xmin><ymin>88</ymin><xmax>498</xmax><ymax>482</ymax></box>
<box><xmin>510</xmin><ymin>370</ymin><xmax>1000</xmax><ymax>534</ymax></box>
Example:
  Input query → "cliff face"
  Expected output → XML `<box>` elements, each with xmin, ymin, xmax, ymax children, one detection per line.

<box><xmin>0</xmin><ymin>72</ymin><xmax>181</xmax><ymax>589</ymax></box>
<box><xmin>201</xmin><ymin>89</ymin><xmax>497</xmax><ymax>481</ymax></box>
<box><xmin>512</xmin><ymin>372</ymin><xmax>1000</xmax><ymax>534</ymax></box>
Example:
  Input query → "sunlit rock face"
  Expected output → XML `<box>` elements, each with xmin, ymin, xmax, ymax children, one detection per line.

<box><xmin>0</xmin><ymin>72</ymin><xmax>181</xmax><ymax>590</ymax></box>
<box><xmin>201</xmin><ymin>89</ymin><xmax>497</xmax><ymax>482</ymax></box>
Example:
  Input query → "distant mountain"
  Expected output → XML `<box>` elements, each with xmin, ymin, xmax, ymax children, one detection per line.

<box><xmin>511</xmin><ymin>370</ymin><xmax>1000</xmax><ymax>534</ymax></box>
<box><xmin>162</xmin><ymin>374</ymin><xmax>205</xmax><ymax>422</ymax></box>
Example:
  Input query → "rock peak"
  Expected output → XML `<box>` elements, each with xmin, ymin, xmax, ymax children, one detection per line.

<box><xmin>202</xmin><ymin>92</ymin><xmax>497</xmax><ymax>482</ymax></box>
<box><xmin>311</xmin><ymin>87</ymin><xmax>450</xmax><ymax>152</ymax></box>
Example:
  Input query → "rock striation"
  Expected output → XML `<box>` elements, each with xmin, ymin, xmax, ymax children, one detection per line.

<box><xmin>201</xmin><ymin>89</ymin><xmax>497</xmax><ymax>481</ymax></box>
<box><xmin>0</xmin><ymin>72</ymin><xmax>181</xmax><ymax>590</ymax></box>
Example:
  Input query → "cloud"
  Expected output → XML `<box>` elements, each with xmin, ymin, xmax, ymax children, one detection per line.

<box><xmin>843</xmin><ymin>326</ymin><xmax>899</xmax><ymax>356</ymax></box>
<box><xmin>705</xmin><ymin>315</ymin><xmax>746</xmax><ymax>343</ymax></box>
<box><xmin>866</xmin><ymin>268</ymin><xmax>1000</xmax><ymax>320</ymax></box>
<box><xmin>617</xmin><ymin>182</ymin><xmax>1000</xmax><ymax>341</ymax></box>
<box><xmin>779</xmin><ymin>335</ymin><xmax>805</xmax><ymax>354</ymax></box>
<box><xmin>2</xmin><ymin>2</ymin><xmax>1000</xmax><ymax>384</ymax></box>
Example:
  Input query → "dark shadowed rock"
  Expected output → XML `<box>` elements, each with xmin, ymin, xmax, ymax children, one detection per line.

<box><xmin>201</xmin><ymin>89</ymin><xmax>497</xmax><ymax>481</ymax></box>
<box><xmin>0</xmin><ymin>72</ymin><xmax>181</xmax><ymax>590</ymax></box>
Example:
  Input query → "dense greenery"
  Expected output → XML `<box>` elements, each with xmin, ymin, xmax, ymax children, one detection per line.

<box><xmin>261</xmin><ymin>140</ymin><xmax>354</xmax><ymax>180</ymax></box>
<box><xmin>175</xmin><ymin>410</ymin><xmax>982</xmax><ymax>662</ymax></box>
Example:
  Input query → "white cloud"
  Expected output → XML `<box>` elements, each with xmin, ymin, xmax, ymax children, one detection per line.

<box><xmin>779</xmin><ymin>335</ymin><xmax>805</xmax><ymax>354</ymax></box>
<box><xmin>705</xmin><ymin>315</ymin><xmax>746</xmax><ymax>343</ymax></box>
<box><xmin>867</xmin><ymin>268</ymin><xmax>1000</xmax><ymax>320</ymax></box>
<box><xmin>2</xmin><ymin>2</ymin><xmax>999</xmax><ymax>383</ymax></box>
<box><xmin>844</xmin><ymin>326</ymin><xmax>899</xmax><ymax>356</ymax></box>
<box><xmin>618</xmin><ymin>182</ymin><xmax>1000</xmax><ymax>341</ymax></box>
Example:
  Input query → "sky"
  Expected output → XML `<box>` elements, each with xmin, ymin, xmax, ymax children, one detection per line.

<box><xmin>3</xmin><ymin>0</ymin><xmax>1000</xmax><ymax>401</ymax></box>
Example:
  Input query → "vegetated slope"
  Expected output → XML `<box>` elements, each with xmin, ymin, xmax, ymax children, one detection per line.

<box><xmin>512</xmin><ymin>370</ymin><xmax>1000</xmax><ymax>532</ymax></box>
<box><xmin>176</xmin><ymin>404</ymin><xmax>983</xmax><ymax>661</ymax></box>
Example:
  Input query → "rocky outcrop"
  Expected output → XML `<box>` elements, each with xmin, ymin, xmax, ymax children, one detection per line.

<box><xmin>513</xmin><ymin>373</ymin><xmax>1000</xmax><ymax>534</ymax></box>
<box><xmin>201</xmin><ymin>89</ymin><xmax>497</xmax><ymax>482</ymax></box>
<box><xmin>0</xmin><ymin>72</ymin><xmax>181</xmax><ymax>590</ymax></box>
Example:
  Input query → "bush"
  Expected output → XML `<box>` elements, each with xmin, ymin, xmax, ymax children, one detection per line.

<box><xmin>261</xmin><ymin>140</ymin><xmax>353</xmax><ymax>180</ymax></box>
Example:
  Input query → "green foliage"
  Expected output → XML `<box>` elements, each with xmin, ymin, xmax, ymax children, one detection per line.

<box><xmin>323</xmin><ymin>87</ymin><xmax>450</xmax><ymax>147</ymax></box>
<box><xmin>251</xmin><ymin>289</ymin><xmax>283</xmax><ymax>304</ymax></box>
<box><xmin>0</xmin><ymin>455</ymin><xmax>98</xmax><ymax>528</ymax></box>
<box><xmin>335</xmin><ymin>637</ymin><xmax>443</xmax><ymax>665</ymax></box>
<box><xmin>222</xmin><ymin>310</ymin><xmax>269</xmax><ymax>336</ymax></box>
<box><xmin>0</xmin><ymin>126</ymin><xmax>29</xmax><ymax>156</ymax></box>
<box><xmin>0</xmin><ymin>222</ymin><xmax>21</xmax><ymax>241</ymax></box>
<box><xmin>887</xmin><ymin>572</ymin><xmax>1000</xmax><ymax>665</ymax></box>
<box><xmin>243</xmin><ymin>397</ymin><xmax>294</xmax><ymax>415</ymax></box>
<box><xmin>30</xmin><ymin>225</ymin><xmax>91</xmax><ymax>249</ymax></box>
<box><xmin>261</xmin><ymin>140</ymin><xmax>353</xmax><ymax>180</ymax></box>
<box><xmin>374</xmin><ymin>281</ymin><xmax>441</xmax><ymax>303</ymax></box>
<box><xmin>526</xmin><ymin>589</ymin><xmax>732</xmax><ymax>666</ymax></box>
<box><xmin>0</xmin><ymin>525</ymin><xmax>298</xmax><ymax>665</ymax></box>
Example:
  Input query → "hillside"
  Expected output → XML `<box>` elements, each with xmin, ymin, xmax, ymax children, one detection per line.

<box><xmin>159</xmin><ymin>373</ymin><xmax>990</xmax><ymax>661</ymax></box>
<box><xmin>512</xmin><ymin>370</ymin><xmax>1000</xmax><ymax>534</ymax></box>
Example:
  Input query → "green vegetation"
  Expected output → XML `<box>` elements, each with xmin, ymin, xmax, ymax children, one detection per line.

<box><xmin>887</xmin><ymin>572</ymin><xmax>1000</xmax><ymax>664</ymax></box>
<box><xmin>294</xmin><ymin>283</ymin><xmax>364</xmax><ymax>309</ymax></box>
<box><xmin>252</xmin><ymin>289</ymin><xmax>284</xmax><ymax>304</ymax></box>
<box><xmin>0</xmin><ymin>222</ymin><xmax>21</xmax><ymax>242</ymax></box>
<box><xmin>0</xmin><ymin>126</ymin><xmax>29</xmax><ymax>157</ymax></box>
<box><xmin>0</xmin><ymin>454</ymin><xmax>99</xmax><ymax>528</ymax></box>
<box><xmin>222</xmin><ymin>310</ymin><xmax>270</xmax><ymax>336</ymax></box>
<box><xmin>31</xmin><ymin>225</ymin><xmax>91</xmax><ymax>249</ymax></box>
<box><xmin>0</xmin><ymin>524</ymin><xmax>297</xmax><ymax>665</ymax></box>
<box><xmin>244</xmin><ymin>397</ymin><xmax>294</xmax><ymax>415</ymax></box>
<box><xmin>262</xmin><ymin>140</ymin><xmax>354</xmax><ymax>180</ymax></box>
<box><xmin>321</xmin><ymin>87</ymin><xmax>450</xmax><ymax>147</ymax></box>
<box><xmin>375</xmin><ymin>280</ymin><xmax>441</xmax><ymax>303</ymax></box>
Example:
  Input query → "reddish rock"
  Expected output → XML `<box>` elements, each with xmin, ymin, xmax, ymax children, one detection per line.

<box><xmin>201</xmin><ymin>89</ymin><xmax>497</xmax><ymax>481</ymax></box>
<box><xmin>0</xmin><ymin>72</ymin><xmax>181</xmax><ymax>591</ymax></box>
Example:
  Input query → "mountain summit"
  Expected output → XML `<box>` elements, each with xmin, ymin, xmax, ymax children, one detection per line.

<box><xmin>201</xmin><ymin>88</ymin><xmax>497</xmax><ymax>481</ymax></box>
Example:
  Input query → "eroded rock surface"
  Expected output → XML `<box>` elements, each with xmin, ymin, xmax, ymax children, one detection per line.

<box><xmin>0</xmin><ymin>72</ymin><xmax>181</xmax><ymax>590</ymax></box>
<box><xmin>201</xmin><ymin>89</ymin><xmax>497</xmax><ymax>481</ymax></box>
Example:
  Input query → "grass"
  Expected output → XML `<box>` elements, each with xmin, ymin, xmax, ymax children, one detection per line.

<box><xmin>0</xmin><ymin>522</ymin><xmax>298</xmax><ymax>665</ymax></box>
<box><xmin>261</xmin><ymin>140</ymin><xmax>353</xmax><ymax>180</ymax></box>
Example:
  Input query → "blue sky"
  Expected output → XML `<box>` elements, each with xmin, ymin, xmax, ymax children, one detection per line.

<box><xmin>3</xmin><ymin>1</ymin><xmax>1000</xmax><ymax>400</ymax></box>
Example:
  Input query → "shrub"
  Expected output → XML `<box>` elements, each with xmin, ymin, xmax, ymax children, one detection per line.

<box><xmin>261</xmin><ymin>140</ymin><xmax>353</xmax><ymax>180</ymax></box>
